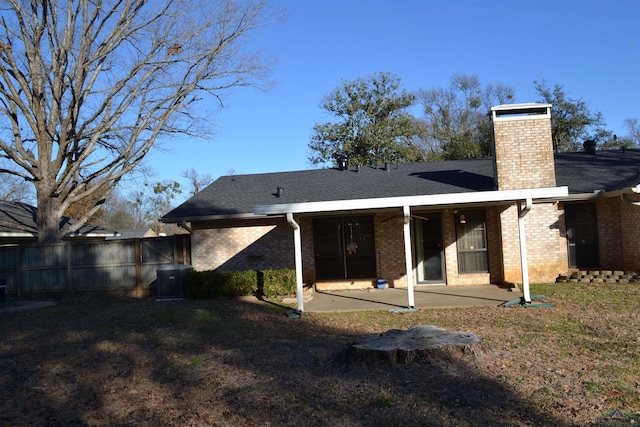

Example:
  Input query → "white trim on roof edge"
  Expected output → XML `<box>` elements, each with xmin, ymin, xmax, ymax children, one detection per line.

<box><xmin>254</xmin><ymin>186</ymin><xmax>570</xmax><ymax>216</ymax></box>
<box><xmin>0</xmin><ymin>231</ymin><xmax>36</xmax><ymax>237</ymax></box>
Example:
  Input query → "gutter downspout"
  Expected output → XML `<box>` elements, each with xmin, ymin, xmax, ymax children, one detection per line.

<box><xmin>517</xmin><ymin>198</ymin><xmax>533</xmax><ymax>303</ymax></box>
<box><xmin>403</xmin><ymin>206</ymin><xmax>415</xmax><ymax>308</ymax></box>
<box><xmin>621</xmin><ymin>194</ymin><xmax>640</xmax><ymax>206</ymax></box>
<box><xmin>178</xmin><ymin>221</ymin><xmax>192</xmax><ymax>233</ymax></box>
<box><xmin>286</xmin><ymin>212</ymin><xmax>304</xmax><ymax>312</ymax></box>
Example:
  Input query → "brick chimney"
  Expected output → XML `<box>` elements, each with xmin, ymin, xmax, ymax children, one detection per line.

<box><xmin>491</xmin><ymin>103</ymin><xmax>556</xmax><ymax>190</ymax></box>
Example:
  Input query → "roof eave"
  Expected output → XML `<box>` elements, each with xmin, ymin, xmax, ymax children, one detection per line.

<box><xmin>599</xmin><ymin>184</ymin><xmax>640</xmax><ymax>198</ymax></box>
<box><xmin>161</xmin><ymin>212</ymin><xmax>268</xmax><ymax>223</ymax></box>
<box><xmin>65</xmin><ymin>232</ymin><xmax>120</xmax><ymax>238</ymax></box>
<box><xmin>254</xmin><ymin>186</ymin><xmax>570</xmax><ymax>215</ymax></box>
<box><xmin>0</xmin><ymin>231</ymin><xmax>37</xmax><ymax>238</ymax></box>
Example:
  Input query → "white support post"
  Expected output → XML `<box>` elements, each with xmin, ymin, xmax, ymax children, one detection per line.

<box><xmin>286</xmin><ymin>213</ymin><xmax>304</xmax><ymax>312</ymax></box>
<box><xmin>403</xmin><ymin>206</ymin><xmax>415</xmax><ymax>308</ymax></box>
<box><xmin>517</xmin><ymin>199</ymin><xmax>532</xmax><ymax>303</ymax></box>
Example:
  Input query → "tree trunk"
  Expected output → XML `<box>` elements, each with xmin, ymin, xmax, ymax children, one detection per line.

<box><xmin>36</xmin><ymin>184</ymin><xmax>64</xmax><ymax>244</ymax></box>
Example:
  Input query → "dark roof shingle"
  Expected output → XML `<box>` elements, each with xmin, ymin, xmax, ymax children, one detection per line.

<box><xmin>163</xmin><ymin>149</ymin><xmax>640</xmax><ymax>221</ymax></box>
<box><xmin>0</xmin><ymin>201</ymin><xmax>117</xmax><ymax>237</ymax></box>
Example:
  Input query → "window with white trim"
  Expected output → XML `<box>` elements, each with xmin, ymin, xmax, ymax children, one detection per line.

<box><xmin>455</xmin><ymin>210</ymin><xmax>488</xmax><ymax>273</ymax></box>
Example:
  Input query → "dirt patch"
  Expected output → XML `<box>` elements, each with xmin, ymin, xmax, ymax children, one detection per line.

<box><xmin>0</xmin><ymin>300</ymin><xmax>56</xmax><ymax>312</ymax></box>
<box><xmin>0</xmin><ymin>284</ymin><xmax>638</xmax><ymax>426</ymax></box>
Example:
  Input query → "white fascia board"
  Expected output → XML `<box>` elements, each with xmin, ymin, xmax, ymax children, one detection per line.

<box><xmin>0</xmin><ymin>231</ymin><xmax>36</xmax><ymax>237</ymax></box>
<box><xmin>66</xmin><ymin>232</ymin><xmax>120</xmax><ymax>238</ymax></box>
<box><xmin>254</xmin><ymin>186</ymin><xmax>569</xmax><ymax>216</ymax></box>
<box><xmin>491</xmin><ymin>103</ymin><xmax>551</xmax><ymax>111</ymax></box>
<box><xmin>599</xmin><ymin>185</ymin><xmax>640</xmax><ymax>198</ymax></box>
<box><xmin>161</xmin><ymin>212</ymin><xmax>265</xmax><ymax>223</ymax></box>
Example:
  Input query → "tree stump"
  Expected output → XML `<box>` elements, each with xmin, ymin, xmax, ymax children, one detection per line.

<box><xmin>345</xmin><ymin>325</ymin><xmax>491</xmax><ymax>367</ymax></box>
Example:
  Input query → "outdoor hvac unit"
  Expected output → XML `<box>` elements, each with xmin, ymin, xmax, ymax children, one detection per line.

<box><xmin>156</xmin><ymin>265</ymin><xmax>193</xmax><ymax>300</ymax></box>
<box><xmin>0</xmin><ymin>278</ymin><xmax>6</xmax><ymax>304</ymax></box>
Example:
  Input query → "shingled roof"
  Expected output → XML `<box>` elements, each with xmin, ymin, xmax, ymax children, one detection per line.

<box><xmin>162</xmin><ymin>149</ymin><xmax>640</xmax><ymax>222</ymax></box>
<box><xmin>0</xmin><ymin>201</ymin><xmax>117</xmax><ymax>238</ymax></box>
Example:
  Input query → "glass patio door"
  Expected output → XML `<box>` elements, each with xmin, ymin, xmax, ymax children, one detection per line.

<box><xmin>415</xmin><ymin>213</ymin><xmax>445</xmax><ymax>283</ymax></box>
<box><xmin>313</xmin><ymin>216</ymin><xmax>376</xmax><ymax>280</ymax></box>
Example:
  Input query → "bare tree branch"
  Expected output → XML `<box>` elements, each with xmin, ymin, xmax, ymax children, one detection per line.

<box><xmin>0</xmin><ymin>0</ymin><xmax>280</xmax><ymax>242</ymax></box>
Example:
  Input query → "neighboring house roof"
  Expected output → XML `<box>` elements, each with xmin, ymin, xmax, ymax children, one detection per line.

<box><xmin>105</xmin><ymin>228</ymin><xmax>158</xmax><ymax>240</ymax></box>
<box><xmin>162</xmin><ymin>149</ymin><xmax>640</xmax><ymax>222</ymax></box>
<box><xmin>0</xmin><ymin>201</ymin><xmax>118</xmax><ymax>238</ymax></box>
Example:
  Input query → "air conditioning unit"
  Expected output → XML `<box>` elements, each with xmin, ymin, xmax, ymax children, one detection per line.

<box><xmin>156</xmin><ymin>265</ymin><xmax>193</xmax><ymax>300</ymax></box>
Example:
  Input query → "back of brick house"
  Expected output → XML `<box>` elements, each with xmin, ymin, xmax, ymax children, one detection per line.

<box><xmin>165</xmin><ymin>103</ymin><xmax>640</xmax><ymax>291</ymax></box>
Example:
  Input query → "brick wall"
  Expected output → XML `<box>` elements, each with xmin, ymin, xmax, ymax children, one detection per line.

<box><xmin>493</xmin><ymin>112</ymin><xmax>556</xmax><ymax>190</ymax></box>
<box><xmin>595</xmin><ymin>199</ymin><xmax>624</xmax><ymax>270</ymax></box>
<box><xmin>189</xmin><ymin>202</ymin><xmax>570</xmax><ymax>289</ymax></box>
<box><xmin>525</xmin><ymin>203</ymin><xmax>567</xmax><ymax>281</ymax></box>
<box><xmin>374</xmin><ymin>211</ymin><xmax>407</xmax><ymax>287</ymax></box>
<box><xmin>620</xmin><ymin>199</ymin><xmax>640</xmax><ymax>270</ymax></box>
<box><xmin>499</xmin><ymin>203</ymin><xmax>567</xmax><ymax>284</ymax></box>
<box><xmin>191</xmin><ymin>217</ymin><xmax>294</xmax><ymax>272</ymax></box>
<box><xmin>299</xmin><ymin>216</ymin><xmax>316</xmax><ymax>284</ymax></box>
<box><xmin>591</xmin><ymin>197</ymin><xmax>640</xmax><ymax>272</ymax></box>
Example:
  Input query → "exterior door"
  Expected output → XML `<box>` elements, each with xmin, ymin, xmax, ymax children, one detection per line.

<box><xmin>313</xmin><ymin>216</ymin><xmax>376</xmax><ymax>280</ymax></box>
<box><xmin>565</xmin><ymin>203</ymin><xmax>600</xmax><ymax>269</ymax></box>
<box><xmin>415</xmin><ymin>213</ymin><xmax>445</xmax><ymax>283</ymax></box>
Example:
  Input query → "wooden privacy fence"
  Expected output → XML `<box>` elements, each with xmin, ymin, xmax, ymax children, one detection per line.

<box><xmin>0</xmin><ymin>235</ymin><xmax>190</xmax><ymax>297</ymax></box>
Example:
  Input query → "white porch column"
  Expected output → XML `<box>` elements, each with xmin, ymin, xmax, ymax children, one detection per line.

<box><xmin>517</xmin><ymin>199</ymin><xmax>532</xmax><ymax>303</ymax></box>
<box><xmin>286</xmin><ymin>213</ymin><xmax>304</xmax><ymax>312</ymax></box>
<box><xmin>403</xmin><ymin>205</ymin><xmax>415</xmax><ymax>308</ymax></box>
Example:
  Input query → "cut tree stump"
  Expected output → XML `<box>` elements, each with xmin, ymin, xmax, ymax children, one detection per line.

<box><xmin>345</xmin><ymin>325</ymin><xmax>491</xmax><ymax>367</ymax></box>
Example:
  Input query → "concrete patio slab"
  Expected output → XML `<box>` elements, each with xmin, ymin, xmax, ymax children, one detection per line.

<box><xmin>303</xmin><ymin>285</ymin><xmax>521</xmax><ymax>312</ymax></box>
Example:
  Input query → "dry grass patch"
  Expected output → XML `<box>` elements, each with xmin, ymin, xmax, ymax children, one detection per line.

<box><xmin>0</xmin><ymin>282</ymin><xmax>639</xmax><ymax>426</ymax></box>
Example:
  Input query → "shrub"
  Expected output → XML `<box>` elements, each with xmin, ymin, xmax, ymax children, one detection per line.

<box><xmin>186</xmin><ymin>270</ymin><xmax>257</xmax><ymax>299</ymax></box>
<box><xmin>259</xmin><ymin>269</ymin><xmax>297</xmax><ymax>298</ymax></box>
<box><xmin>185</xmin><ymin>268</ymin><xmax>297</xmax><ymax>299</ymax></box>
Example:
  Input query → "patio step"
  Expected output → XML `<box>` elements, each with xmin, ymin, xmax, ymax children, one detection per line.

<box><xmin>555</xmin><ymin>270</ymin><xmax>639</xmax><ymax>285</ymax></box>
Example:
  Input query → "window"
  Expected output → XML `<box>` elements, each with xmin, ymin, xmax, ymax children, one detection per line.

<box><xmin>455</xmin><ymin>210</ymin><xmax>488</xmax><ymax>273</ymax></box>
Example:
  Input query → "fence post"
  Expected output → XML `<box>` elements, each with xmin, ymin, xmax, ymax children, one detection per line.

<box><xmin>15</xmin><ymin>245</ymin><xmax>22</xmax><ymax>298</ymax></box>
<box><xmin>67</xmin><ymin>242</ymin><xmax>73</xmax><ymax>292</ymax></box>
<box><xmin>135</xmin><ymin>239</ymin><xmax>142</xmax><ymax>297</ymax></box>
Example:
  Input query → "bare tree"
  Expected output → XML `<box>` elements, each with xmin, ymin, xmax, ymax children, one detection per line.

<box><xmin>418</xmin><ymin>74</ymin><xmax>514</xmax><ymax>160</ymax></box>
<box><xmin>416</xmin><ymin>74</ymin><xmax>514</xmax><ymax>160</ymax></box>
<box><xmin>0</xmin><ymin>172</ymin><xmax>34</xmax><ymax>203</ymax></box>
<box><xmin>182</xmin><ymin>168</ymin><xmax>214</xmax><ymax>196</ymax></box>
<box><xmin>623</xmin><ymin>118</ymin><xmax>640</xmax><ymax>146</ymax></box>
<box><xmin>0</xmin><ymin>0</ymin><xmax>279</xmax><ymax>243</ymax></box>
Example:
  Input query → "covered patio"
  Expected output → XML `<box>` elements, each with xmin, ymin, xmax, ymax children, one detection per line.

<box><xmin>255</xmin><ymin>186</ymin><xmax>568</xmax><ymax>312</ymax></box>
<box><xmin>302</xmin><ymin>285</ymin><xmax>520</xmax><ymax>312</ymax></box>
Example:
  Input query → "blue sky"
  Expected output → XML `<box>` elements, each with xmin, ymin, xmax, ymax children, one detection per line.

<box><xmin>142</xmin><ymin>0</ymin><xmax>639</xmax><ymax>201</ymax></box>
